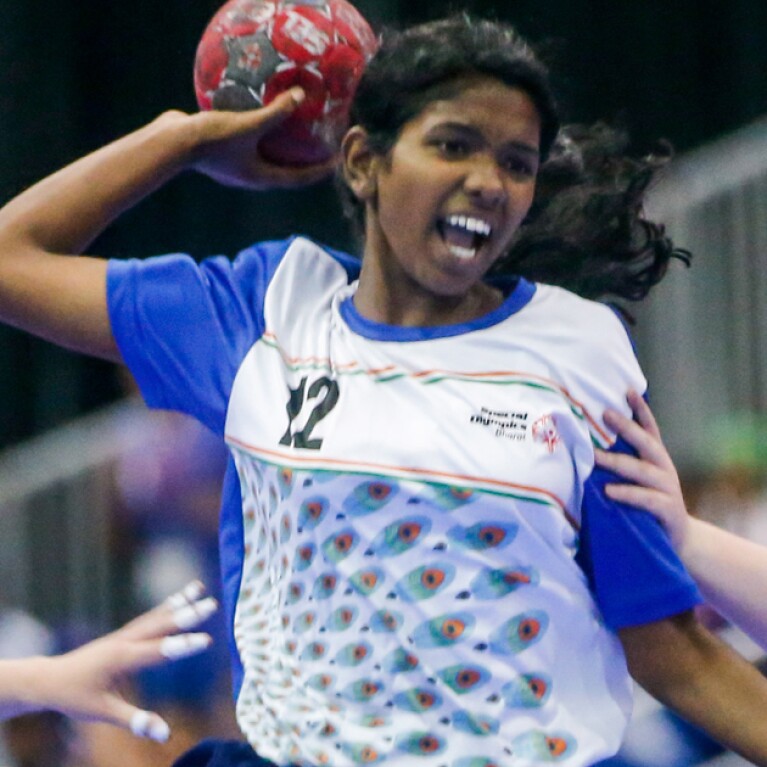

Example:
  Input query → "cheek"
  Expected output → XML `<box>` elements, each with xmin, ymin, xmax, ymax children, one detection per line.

<box><xmin>509</xmin><ymin>180</ymin><xmax>537</xmax><ymax>226</ymax></box>
<box><xmin>377</xmin><ymin>178</ymin><xmax>423</xmax><ymax>236</ymax></box>
<box><xmin>518</xmin><ymin>178</ymin><xmax>537</xmax><ymax>211</ymax></box>
<box><xmin>494</xmin><ymin>183</ymin><xmax>536</xmax><ymax>253</ymax></box>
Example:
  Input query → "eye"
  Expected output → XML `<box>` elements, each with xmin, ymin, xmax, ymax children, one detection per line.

<box><xmin>478</xmin><ymin>526</ymin><xmax>505</xmax><ymax>547</ymax></box>
<box><xmin>502</xmin><ymin>153</ymin><xmax>537</xmax><ymax>177</ymax></box>
<box><xmin>398</xmin><ymin>522</ymin><xmax>422</xmax><ymax>542</ymax></box>
<box><xmin>456</xmin><ymin>669</ymin><xmax>480</xmax><ymax>688</ymax></box>
<box><xmin>417</xmin><ymin>691</ymin><xmax>435</xmax><ymax>707</ymax></box>
<box><xmin>361</xmin><ymin>571</ymin><xmax>378</xmax><ymax>587</ymax></box>
<box><xmin>547</xmin><ymin>737</ymin><xmax>569</xmax><ymax>757</ymax></box>
<box><xmin>433</xmin><ymin>137</ymin><xmax>471</xmax><ymax>158</ymax></box>
<box><xmin>517</xmin><ymin>617</ymin><xmax>541</xmax><ymax>641</ymax></box>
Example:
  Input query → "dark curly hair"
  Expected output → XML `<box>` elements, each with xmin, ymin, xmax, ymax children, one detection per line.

<box><xmin>339</xmin><ymin>14</ymin><xmax>690</xmax><ymax>304</ymax></box>
<box><xmin>498</xmin><ymin>122</ymin><xmax>691</xmax><ymax>302</ymax></box>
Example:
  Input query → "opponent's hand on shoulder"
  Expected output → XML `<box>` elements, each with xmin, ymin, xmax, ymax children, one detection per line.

<box><xmin>184</xmin><ymin>88</ymin><xmax>336</xmax><ymax>190</ymax></box>
<box><xmin>594</xmin><ymin>390</ymin><xmax>691</xmax><ymax>551</ymax></box>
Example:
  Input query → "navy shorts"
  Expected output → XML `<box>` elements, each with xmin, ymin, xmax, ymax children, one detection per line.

<box><xmin>172</xmin><ymin>739</ymin><xmax>282</xmax><ymax>767</ymax></box>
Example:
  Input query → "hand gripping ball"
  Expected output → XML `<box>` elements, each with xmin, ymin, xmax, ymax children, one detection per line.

<box><xmin>194</xmin><ymin>0</ymin><xmax>378</xmax><ymax>166</ymax></box>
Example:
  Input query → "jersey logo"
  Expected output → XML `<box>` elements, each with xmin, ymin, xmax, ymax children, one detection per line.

<box><xmin>532</xmin><ymin>414</ymin><xmax>561</xmax><ymax>453</ymax></box>
<box><xmin>279</xmin><ymin>375</ymin><xmax>339</xmax><ymax>449</ymax></box>
<box><xmin>469</xmin><ymin>406</ymin><xmax>528</xmax><ymax>441</ymax></box>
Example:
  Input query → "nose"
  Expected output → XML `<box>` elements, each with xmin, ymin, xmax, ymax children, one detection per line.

<box><xmin>463</xmin><ymin>156</ymin><xmax>507</xmax><ymax>208</ymax></box>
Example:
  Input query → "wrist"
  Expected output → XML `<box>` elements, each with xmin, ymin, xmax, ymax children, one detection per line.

<box><xmin>137</xmin><ymin>110</ymin><xmax>206</xmax><ymax>177</ymax></box>
<box><xmin>180</xmin><ymin>110</ymin><xmax>234</xmax><ymax>168</ymax></box>
<box><xmin>0</xmin><ymin>657</ymin><xmax>50</xmax><ymax>716</ymax></box>
<box><xmin>676</xmin><ymin>517</ymin><xmax>710</xmax><ymax>572</ymax></box>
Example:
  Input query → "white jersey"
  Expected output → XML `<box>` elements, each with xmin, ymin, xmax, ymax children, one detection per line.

<box><xmin>107</xmin><ymin>236</ymin><xmax>700</xmax><ymax>767</ymax></box>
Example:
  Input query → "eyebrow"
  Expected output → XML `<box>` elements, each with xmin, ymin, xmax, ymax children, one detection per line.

<box><xmin>432</xmin><ymin>121</ymin><xmax>540</xmax><ymax>158</ymax></box>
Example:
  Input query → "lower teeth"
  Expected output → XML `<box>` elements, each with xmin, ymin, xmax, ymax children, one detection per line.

<box><xmin>448</xmin><ymin>245</ymin><xmax>477</xmax><ymax>259</ymax></box>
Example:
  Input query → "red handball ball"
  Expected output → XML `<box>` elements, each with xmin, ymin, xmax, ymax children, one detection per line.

<box><xmin>194</xmin><ymin>0</ymin><xmax>378</xmax><ymax>166</ymax></box>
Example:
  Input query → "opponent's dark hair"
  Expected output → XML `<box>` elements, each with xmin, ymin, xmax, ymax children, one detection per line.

<box><xmin>339</xmin><ymin>14</ymin><xmax>690</xmax><ymax>304</ymax></box>
<box><xmin>496</xmin><ymin>122</ymin><xmax>691</xmax><ymax>303</ymax></box>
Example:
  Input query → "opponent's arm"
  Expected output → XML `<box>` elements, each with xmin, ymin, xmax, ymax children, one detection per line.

<box><xmin>596</xmin><ymin>390</ymin><xmax>767</xmax><ymax>649</ymax></box>
<box><xmin>0</xmin><ymin>88</ymin><xmax>332</xmax><ymax>361</ymax></box>
<box><xmin>621</xmin><ymin>613</ymin><xmax>767</xmax><ymax>766</ymax></box>
<box><xmin>0</xmin><ymin>581</ymin><xmax>217</xmax><ymax>741</ymax></box>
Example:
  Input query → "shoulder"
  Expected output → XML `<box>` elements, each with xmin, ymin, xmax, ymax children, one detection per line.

<box><xmin>525</xmin><ymin>283</ymin><xmax>638</xmax><ymax>369</ymax></box>
<box><xmin>529</xmin><ymin>283</ymin><xmax>632</xmax><ymax>345</ymax></box>
<box><xmin>259</xmin><ymin>237</ymin><xmax>361</xmax><ymax>327</ymax></box>
<box><xmin>108</xmin><ymin>236</ymin><xmax>361</xmax><ymax>312</ymax></box>
<box><xmin>524</xmin><ymin>283</ymin><xmax>645</xmax><ymax>446</ymax></box>
<box><xmin>108</xmin><ymin>235</ymin><xmax>358</xmax><ymax>281</ymax></box>
<box><xmin>252</xmin><ymin>235</ymin><xmax>361</xmax><ymax>284</ymax></box>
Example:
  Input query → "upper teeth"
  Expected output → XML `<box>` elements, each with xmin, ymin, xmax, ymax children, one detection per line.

<box><xmin>446</xmin><ymin>215</ymin><xmax>492</xmax><ymax>238</ymax></box>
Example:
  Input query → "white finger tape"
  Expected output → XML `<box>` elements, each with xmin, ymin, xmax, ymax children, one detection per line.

<box><xmin>172</xmin><ymin>597</ymin><xmax>217</xmax><ymax>630</ymax></box>
<box><xmin>130</xmin><ymin>710</ymin><xmax>170</xmax><ymax>743</ymax></box>
<box><xmin>166</xmin><ymin>580</ymin><xmax>205</xmax><ymax>610</ymax></box>
<box><xmin>160</xmin><ymin>632</ymin><xmax>211</xmax><ymax>660</ymax></box>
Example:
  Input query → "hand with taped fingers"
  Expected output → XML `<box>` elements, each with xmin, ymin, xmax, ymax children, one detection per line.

<box><xmin>186</xmin><ymin>87</ymin><xmax>338</xmax><ymax>190</ymax></box>
<box><xmin>0</xmin><ymin>580</ymin><xmax>218</xmax><ymax>742</ymax></box>
<box><xmin>594</xmin><ymin>388</ymin><xmax>691</xmax><ymax>552</ymax></box>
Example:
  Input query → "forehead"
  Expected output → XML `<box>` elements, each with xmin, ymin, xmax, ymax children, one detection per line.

<box><xmin>401</xmin><ymin>75</ymin><xmax>542</xmax><ymax>150</ymax></box>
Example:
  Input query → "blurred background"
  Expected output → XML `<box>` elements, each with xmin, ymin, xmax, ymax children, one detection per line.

<box><xmin>0</xmin><ymin>0</ymin><xmax>766</xmax><ymax>764</ymax></box>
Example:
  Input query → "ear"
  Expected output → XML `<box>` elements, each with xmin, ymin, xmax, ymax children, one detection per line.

<box><xmin>341</xmin><ymin>126</ymin><xmax>381</xmax><ymax>202</ymax></box>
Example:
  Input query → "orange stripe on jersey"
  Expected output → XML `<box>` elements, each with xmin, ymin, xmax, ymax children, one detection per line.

<box><xmin>260</xmin><ymin>333</ymin><xmax>612</xmax><ymax>447</ymax></box>
<box><xmin>226</xmin><ymin>436</ymin><xmax>575</xmax><ymax>527</ymax></box>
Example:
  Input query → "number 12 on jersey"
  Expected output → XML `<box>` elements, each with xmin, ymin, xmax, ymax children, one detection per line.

<box><xmin>279</xmin><ymin>376</ymin><xmax>340</xmax><ymax>450</ymax></box>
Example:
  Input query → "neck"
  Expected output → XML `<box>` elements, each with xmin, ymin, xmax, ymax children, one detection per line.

<box><xmin>354</xmin><ymin>258</ymin><xmax>504</xmax><ymax>328</ymax></box>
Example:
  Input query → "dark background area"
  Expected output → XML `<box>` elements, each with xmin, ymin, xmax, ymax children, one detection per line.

<box><xmin>1</xmin><ymin>0</ymin><xmax>766</xmax><ymax>447</ymax></box>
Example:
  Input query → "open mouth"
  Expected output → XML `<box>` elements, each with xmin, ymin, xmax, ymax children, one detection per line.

<box><xmin>437</xmin><ymin>214</ymin><xmax>493</xmax><ymax>260</ymax></box>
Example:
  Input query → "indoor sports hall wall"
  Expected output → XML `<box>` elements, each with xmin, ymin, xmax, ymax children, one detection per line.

<box><xmin>637</xmin><ymin>116</ymin><xmax>767</xmax><ymax>472</ymax></box>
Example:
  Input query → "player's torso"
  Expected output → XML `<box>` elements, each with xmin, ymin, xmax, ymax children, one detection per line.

<box><xmin>227</xmin><ymin>245</ymin><xmax>598</xmax><ymax>529</ymax></box>
<box><xmin>223</xmin><ymin>241</ymin><xmax>630</xmax><ymax>767</ymax></box>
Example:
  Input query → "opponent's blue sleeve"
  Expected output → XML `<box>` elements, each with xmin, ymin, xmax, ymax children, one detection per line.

<box><xmin>106</xmin><ymin>238</ymin><xmax>297</xmax><ymax>435</ymax></box>
<box><xmin>576</xmin><ymin>434</ymin><xmax>702</xmax><ymax>630</ymax></box>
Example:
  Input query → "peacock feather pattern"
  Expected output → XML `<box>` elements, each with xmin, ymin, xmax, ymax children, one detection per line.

<box><xmin>232</xmin><ymin>458</ymin><xmax>602</xmax><ymax>767</ymax></box>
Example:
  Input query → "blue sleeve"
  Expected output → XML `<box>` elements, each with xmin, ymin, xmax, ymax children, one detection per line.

<box><xmin>576</xmin><ymin>434</ymin><xmax>702</xmax><ymax>630</ymax></box>
<box><xmin>106</xmin><ymin>238</ymin><xmax>295</xmax><ymax>435</ymax></box>
<box><xmin>219</xmin><ymin>458</ymin><xmax>246</xmax><ymax>699</ymax></box>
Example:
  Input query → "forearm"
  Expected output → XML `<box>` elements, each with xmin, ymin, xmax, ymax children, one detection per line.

<box><xmin>621</xmin><ymin>613</ymin><xmax>767</xmax><ymax>765</ymax></box>
<box><xmin>0</xmin><ymin>657</ymin><xmax>51</xmax><ymax>720</ymax></box>
<box><xmin>0</xmin><ymin>112</ymin><xmax>199</xmax><ymax>357</ymax></box>
<box><xmin>682</xmin><ymin>518</ymin><xmax>767</xmax><ymax>648</ymax></box>
<box><xmin>0</xmin><ymin>113</ymin><xmax>197</xmax><ymax>259</ymax></box>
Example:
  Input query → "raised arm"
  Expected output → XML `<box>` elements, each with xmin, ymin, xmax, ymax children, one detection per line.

<box><xmin>0</xmin><ymin>87</ymin><xmax>332</xmax><ymax>361</ymax></box>
<box><xmin>0</xmin><ymin>581</ymin><xmax>217</xmax><ymax>741</ymax></box>
<box><xmin>596</xmin><ymin>390</ymin><xmax>767</xmax><ymax>649</ymax></box>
